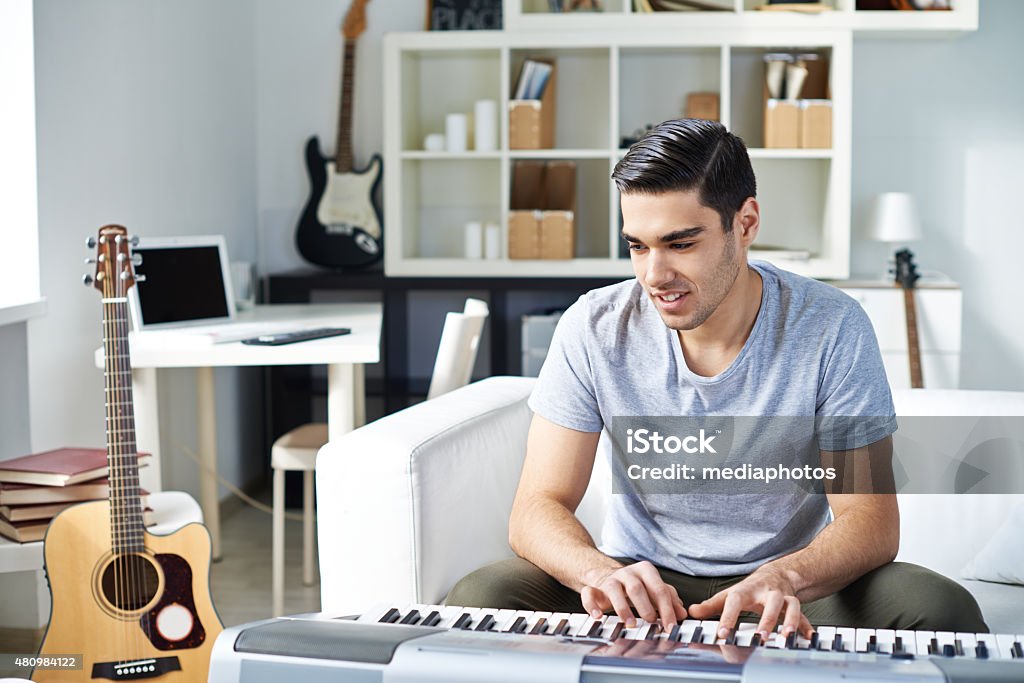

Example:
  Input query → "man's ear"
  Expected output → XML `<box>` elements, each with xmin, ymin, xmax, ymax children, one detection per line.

<box><xmin>733</xmin><ymin>197</ymin><xmax>760</xmax><ymax>248</ymax></box>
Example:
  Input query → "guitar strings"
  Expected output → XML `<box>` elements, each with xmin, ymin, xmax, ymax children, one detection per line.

<box><xmin>101</xmin><ymin>254</ymin><xmax>123</xmax><ymax>667</ymax></box>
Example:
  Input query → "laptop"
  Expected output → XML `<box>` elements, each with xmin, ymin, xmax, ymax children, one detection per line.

<box><xmin>128</xmin><ymin>235</ymin><xmax>294</xmax><ymax>344</ymax></box>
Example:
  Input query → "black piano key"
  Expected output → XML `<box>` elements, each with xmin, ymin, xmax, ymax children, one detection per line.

<box><xmin>749</xmin><ymin>633</ymin><xmax>762</xmax><ymax>648</ymax></box>
<box><xmin>422</xmin><ymin>611</ymin><xmax>442</xmax><ymax>627</ymax></box>
<box><xmin>610</xmin><ymin>622</ymin><xmax>625</xmax><ymax>641</ymax></box>
<box><xmin>832</xmin><ymin>634</ymin><xmax>843</xmax><ymax>652</ymax></box>
<box><xmin>785</xmin><ymin>632</ymin><xmax>797</xmax><ymax>650</ymax></box>
<box><xmin>475</xmin><ymin>615</ymin><xmax>496</xmax><ymax>632</ymax></box>
<box><xmin>976</xmin><ymin>643</ymin><xmax>989</xmax><ymax>659</ymax></box>
<box><xmin>810</xmin><ymin>631</ymin><xmax>820</xmax><ymax>650</ymax></box>
<box><xmin>504</xmin><ymin>616</ymin><xmax>526</xmax><ymax>634</ymax></box>
<box><xmin>399</xmin><ymin>610</ymin><xmax>421</xmax><ymax>625</ymax></box>
<box><xmin>942</xmin><ymin>644</ymin><xmax>956</xmax><ymax>658</ymax></box>
<box><xmin>930</xmin><ymin>638</ymin><xmax>940</xmax><ymax>656</ymax></box>
<box><xmin>725</xmin><ymin>628</ymin><xmax>737</xmax><ymax>645</ymax></box>
<box><xmin>1013</xmin><ymin>642</ymin><xmax>1024</xmax><ymax>659</ymax></box>
<box><xmin>867</xmin><ymin>635</ymin><xmax>877</xmax><ymax>653</ymax></box>
<box><xmin>894</xmin><ymin>636</ymin><xmax>903</xmax><ymax>653</ymax></box>
<box><xmin>378</xmin><ymin>608</ymin><xmax>401</xmax><ymax>624</ymax></box>
<box><xmin>552</xmin><ymin>618</ymin><xmax>569</xmax><ymax>636</ymax></box>
<box><xmin>667</xmin><ymin>623</ymin><xmax>681</xmax><ymax>642</ymax></box>
<box><xmin>587</xmin><ymin>620</ymin><xmax>605</xmax><ymax>638</ymax></box>
<box><xmin>453</xmin><ymin>613</ymin><xmax>473</xmax><ymax>630</ymax></box>
<box><xmin>954</xmin><ymin>639</ymin><xmax>964</xmax><ymax>657</ymax></box>
<box><xmin>514</xmin><ymin>618</ymin><xmax>528</xmax><ymax>634</ymax></box>
<box><xmin>646</xmin><ymin>624</ymin><xmax>660</xmax><ymax>640</ymax></box>
<box><xmin>529</xmin><ymin>618</ymin><xmax>548</xmax><ymax>635</ymax></box>
<box><xmin>690</xmin><ymin>626</ymin><xmax>704</xmax><ymax>644</ymax></box>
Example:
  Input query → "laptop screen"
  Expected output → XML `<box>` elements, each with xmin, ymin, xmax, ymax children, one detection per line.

<box><xmin>132</xmin><ymin>244</ymin><xmax>231</xmax><ymax>326</ymax></box>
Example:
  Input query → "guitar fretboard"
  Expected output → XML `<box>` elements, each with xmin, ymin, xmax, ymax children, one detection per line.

<box><xmin>902</xmin><ymin>287</ymin><xmax>924</xmax><ymax>389</ymax></box>
<box><xmin>334</xmin><ymin>40</ymin><xmax>356</xmax><ymax>173</ymax></box>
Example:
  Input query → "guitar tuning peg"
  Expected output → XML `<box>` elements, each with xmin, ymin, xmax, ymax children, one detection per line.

<box><xmin>132</xmin><ymin>253</ymin><xmax>143</xmax><ymax>267</ymax></box>
<box><xmin>84</xmin><ymin>257</ymin><xmax>96</xmax><ymax>265</ymax></box>
<box><xmin>86</xmin><ymin>236</ymin><xmax>97</xmax><ymax>249</ymax></box>
<box><xmin>129</xmin><ymin>235</ymin><xmax>140</xmax><ymax>246</ymax></box>
<box><xmin>82</xmin><ymin>274</ymin><xmax>94</xmax><ymax>286</ymax></box>
<box><xmin>135</xmin><ymin>274</ymin><xmax>147</xmax><ymax>283</ymax></box>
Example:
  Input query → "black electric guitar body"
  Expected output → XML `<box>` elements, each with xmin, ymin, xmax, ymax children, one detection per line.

<box><xmin>294</xmin><ymin>0</ymin><xmax>382</xmax><ymax>269</ymax></box>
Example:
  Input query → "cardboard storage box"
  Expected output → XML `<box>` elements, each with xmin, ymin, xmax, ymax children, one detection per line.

<box><xmin>509</xmin><ymin>60</ymin><xmax>556</xmax><ymax>149</ymax></box>
<box><xmin>800</xmin><ymin>100</ymin><xmax>832</xmax><ymax>149</ymax></box>
<box><xmin>764</xmin><ymin>99</ymin><xmax>800</xmax><ymax>149</ymax></box>
<box><xmin>508</xmin><ymin>159</ymin><xmax>576</xmax><ymax>259</ymax></box>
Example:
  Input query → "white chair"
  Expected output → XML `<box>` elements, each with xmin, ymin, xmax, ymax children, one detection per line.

<box><xmin>271</xmin><ymin>298</ymin><xmax>489</xmax><ymax>616</ymax></box>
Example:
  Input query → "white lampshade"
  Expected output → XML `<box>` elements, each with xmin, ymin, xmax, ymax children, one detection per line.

<box><xmin>867</xmin><ymin>192</ymin><xmax>922</xmax><ymax>243</ymax></box>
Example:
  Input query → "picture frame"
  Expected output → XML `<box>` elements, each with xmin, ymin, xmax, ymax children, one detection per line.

<box><xmin>426</xmin><ymin>0</ymin><xmax>503</xmax><ymax>30</ymax></box>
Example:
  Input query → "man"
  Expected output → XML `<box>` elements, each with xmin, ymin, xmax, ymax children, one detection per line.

<box><xmin>447</xmin><ymin>119</ymin><xmax>985</xmax><ymax>640</ymax></box>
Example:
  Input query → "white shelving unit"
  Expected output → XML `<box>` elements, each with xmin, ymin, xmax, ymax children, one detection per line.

<box><xmin>383</xmin><ymin>30</ymin><xmax>852</xmax><ymax>278</ymax></box>
<box><xmin>506</xmin><ymin>0</ymin><xmax>978</xmax><ymax>37</ymax></box>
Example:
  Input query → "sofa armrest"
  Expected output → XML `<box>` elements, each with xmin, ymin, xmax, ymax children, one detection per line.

<box><xmin>315</xmin><ymin>376</ymin><xmax>537</xmax><ymax>615</ymax></box>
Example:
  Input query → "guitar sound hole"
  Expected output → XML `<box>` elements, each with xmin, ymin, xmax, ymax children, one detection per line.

<box><xmin>100</xmin><ymin>554</ymin><xmax>159</xmax><ymax>611</ymax></box>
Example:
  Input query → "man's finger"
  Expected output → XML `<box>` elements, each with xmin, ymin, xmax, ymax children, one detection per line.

<box><xmin>717</xmin><ymin>592</ymin><xmax>745</xmax><ymax>639</ymax></box>
<box><xmin>602</xmin><ymin>580</ymin><xmax>637</xmax><ymax>627</ymax></box>
<box><xmin>688</xmin><ymin>591</ymin><xmax>725</xmax><ymax>620</ymax></box>
<box><xmin>672</xmin><ymin>592</ymin><xmax>688</xmax><ymax>622</ymax></box>
<box><xmin>799</xmin><ymin>613</ymin><xmax>815</xmax><ymax>640</ymax></box>
<box><xmin>643</xmin><ymin>578</ymin><xmax>683</xmax><ymax>629</ymax></box>
<box><xmin>622</xmin><ymin>576</ymin><xmax>658</xmax><ymax>625</ymax></box>
<box><xmin>780</xmin><ymin>596</ymin><xmax>802</xmax><ymax>637</ymax></box>
<box><xmin>581</xmin><ymin>585</ymin><xmax>608</xmax><ymax>619</ymax></box>
<box><xmin>756</xmin><ymin>591</ymin><xmax>785</xmax><ymax>638</ymax></box>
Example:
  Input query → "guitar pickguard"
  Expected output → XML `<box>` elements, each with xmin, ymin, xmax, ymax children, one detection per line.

<box><xmin>316</xmin><ymin>158</ymin><xmax>382</xmax><ymax>241</ymax></box>
<box><xmin>139</xmin><ymin>553</ymin><xmax>207</xmax><ymax>650</ymax></box>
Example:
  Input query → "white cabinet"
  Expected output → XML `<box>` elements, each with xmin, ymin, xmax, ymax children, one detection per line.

<box><xmin>383</xmin><ymin>30</ymin><xmax>852</xmax><ymax>279</ymax></box>
<box><xmin>841</xmin><ymin>284</ymin><xmax>962</xmax><ymax>389</ymax></box>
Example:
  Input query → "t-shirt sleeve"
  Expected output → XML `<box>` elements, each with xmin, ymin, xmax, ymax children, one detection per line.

<box><xmin>815</xmin><ymin>302</ymin><xmax>898</xmax><ymax>451</ymax></box>
<box><xmin>527</xmin><ymin>296</ymin><xmax>604</xmax><ymax>433</ymax></box>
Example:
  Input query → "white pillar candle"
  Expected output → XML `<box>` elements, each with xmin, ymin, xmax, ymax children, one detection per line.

<box><xmin>484</xmin><ymin>222</ymin><xmax>501</xmax><ymax>259</ymax></box>
<box><xmin>474</xmin><ymin>99</ymin><xmax>498</xmax><ymax>152</ymax></box>
<box><xmin>464</xmin><ymin>221</ymin><xmax>483</xmax><ymax>259</ymax></box>
<box><xmin>445</xmin><ymin>113</ymin><xmax>468</xmax><ymax>153</ymax></box>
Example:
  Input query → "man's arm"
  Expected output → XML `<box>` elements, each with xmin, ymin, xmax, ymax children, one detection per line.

<box><xmin>690</xmin><ymin>436</ymin><xmax>899</xmax><ymax>639</ymax></box>
<box><xmin>509</xmin><ymin>413</ymin><xmax>687</xmax><ymax>627</ymax></box>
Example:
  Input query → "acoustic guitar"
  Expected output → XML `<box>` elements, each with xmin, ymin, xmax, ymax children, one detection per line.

<box><xmin>295</xmin><ymin>0</ymin><xmax>382</xmax><ymax>269</ymax></box>
<box><xmin>894</xmin><ymin>247</ymin><xmax>924</xmax><ymax>389</ymax></box>
<box><xmin>35</xmin><ymin>224</ymin><xmax>221</xmax><ymax>681</ymax></box>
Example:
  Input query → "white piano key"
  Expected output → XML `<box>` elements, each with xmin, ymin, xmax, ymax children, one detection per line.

<box><xmin>794</xmin><ymin>632</ymin><xmax>813</xmax><ymax>650</ymax></box>
<box><xmin>700</xmin><ymin>621</ymin><xmax>720</xmax><ymax>644</ymax></box>
<box><xmin>855</xmin><ymin>628</ymin><xmax>875</xmax><ymax>653</ymax></box>
<box><xmin>896</xmin><ymin>629</ymin><xmax>917</xmax><ymax>655</ymax></box>
<box><xmin>678</xmin><ymin>619</ymin><xmax>702</xmax><ymax>644</ymax></box>
<box><xmin>600</xmin><ymin>615</ymin><xmax>623</xmax><ymax>640</ymax></box>
<box><xmin>765</xmin><ymin>630</ymin><xmax>787</xmax><ymax>649</ymax></box>
<box><xmin>835</xmin><ymin>627</ymin><xmax>856</xmax><ymax>653</ymax></box>
<box><xmin>975</xmin><ymin>633</ymin><xmax>1001</xmax><ymax>659</ymax></box>
<box><xmin>916</xmin><ymin>630</ymin><xmax>936</xmax><ymax>656</ymax></box>
<box><xmin>955</xmin><ymin>632</ymin><xmax>977</xmax><ymax>657</ymax></box>
<box><xmin>735</xmin><ymin>623</ymin><xmax>759</xmax><ymax>647</ymax></box>
<box><xmin>874</xmin><ymin>629</ymin><xmax>896</xmax><ymax>655</ymax></box>
<box><xmin>492</xmin><ymin>609</ymin><xmax>522</xmax><ymax>632</ymax></box>
<box><xmin>547</xmin><ymin>612</ymin><xmax>572</xmax><ymax>636</ymax></box>
<box><xmin>935</xmin><ymin>631</ymin><xmax>957</xmax><ymax>656</ymax></box>
<box><xmin>996</xmin><ymin>633</ymin><xmax>1018</xmax><ymax>660</ymax></box>
<box><xmin>637</xmin><ymin>621</ymin><xmax>659</xmax><ymax>641</ymax></box>
<box><xmin>816</xmin><ymin>626</ymin><xmax>837</xmax><ymax>651</ymax></box>
<box><xmin>566</xmin><ymin>612</ymin><xmax>591</xmax><ymax>637</ymax></box>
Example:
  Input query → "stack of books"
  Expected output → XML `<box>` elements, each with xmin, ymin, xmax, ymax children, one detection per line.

<box><xmin>0</xmin><ymin>448</ymin><xmax>151</xmax><ymax>543</ymax></box>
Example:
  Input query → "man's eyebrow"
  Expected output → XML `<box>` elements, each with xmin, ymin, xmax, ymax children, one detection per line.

<box><xmin>621</xmin><ymin>227</ymin><xmax>705</xmax><ymax>243</ymax></box>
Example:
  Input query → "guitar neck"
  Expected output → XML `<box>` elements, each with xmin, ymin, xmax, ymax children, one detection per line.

<box><xmin>102</xmin><ymin>284</ymin><xmax>145</xmax><ymax>552</ymax></box>
<box><xmin>902</xmin><ymin>287</ymin><xmax>924</xmax><ymax>389</ymax></box>
<box><xmin>334</xmin><ymin>39</ymin><xmax>356</xmax><ymax>173</ymax></box>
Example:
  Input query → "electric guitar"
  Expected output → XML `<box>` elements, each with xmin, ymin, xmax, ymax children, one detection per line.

<box><xmin>295</xmin><ymin>0</ymin><xmax>382</xmax><ymax>269</ymax></box>
<box><xmin>35</xmin><ymin>225</ymin><xmax>222</xmax><ymax>682</ymax></box>
<box><xmin>894</xmin><ymin>248</ymin><xmax>924</xmax><ymax>389</ymax></box>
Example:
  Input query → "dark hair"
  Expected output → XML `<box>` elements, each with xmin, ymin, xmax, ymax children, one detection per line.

<box><xmin>611</xmin><ymin>118</ymin><xmax>756</xmax><ymax>233</ymax></box>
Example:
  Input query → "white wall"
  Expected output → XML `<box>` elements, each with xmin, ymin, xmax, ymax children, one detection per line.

<box><xmin>28</xmin><ymin>0</ymin><xmax>264</xmax><ymax>499</ymax></box>
<box><xmin>850</xmin><ymin>0</ymin><xmax>1024</xmax><ymax>390</ymax></box>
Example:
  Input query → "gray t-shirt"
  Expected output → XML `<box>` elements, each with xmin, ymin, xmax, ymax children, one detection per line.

<box><xmin>528</xmin><ymin>261</ymin><xmax>897</xmax><ymax>576</ymax></box>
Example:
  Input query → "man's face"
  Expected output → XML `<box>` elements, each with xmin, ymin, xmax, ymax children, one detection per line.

<box><xmin>621</xmin><ymin>189</ymin><xmax>748</xmax><ymax>332</ymax></box>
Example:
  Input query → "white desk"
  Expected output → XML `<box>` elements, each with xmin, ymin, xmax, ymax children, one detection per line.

<box><xmin>95</xmin><ymin>303</ymin><xmax>382</xmax><ymax>560</ymax></box>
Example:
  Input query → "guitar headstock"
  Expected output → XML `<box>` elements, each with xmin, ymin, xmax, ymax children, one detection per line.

<box><xmin>341</xmin><ymin>0</ymin><xmax>371</xmax><ymax>40</ymax></box>
<box><xmin>84</xmin><ymin>225</ymin><xmax>143</xmax><ymax>297</ymax></box>
<box><xmin>894</xmin><ymin>248</ymin><xmax>920</xmax><ymax>290</ymax></box>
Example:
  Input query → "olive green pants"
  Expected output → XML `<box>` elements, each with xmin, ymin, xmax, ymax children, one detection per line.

<box><xmin>446</xmin><ymin>558</ymin><xmax>988</xmax><ymax>632</ymax></box>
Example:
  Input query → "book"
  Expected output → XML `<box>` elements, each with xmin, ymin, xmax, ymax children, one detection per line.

<box><xmin>0</xmin><ymin>447</ymin><xmax>151</xmax><ymax>487</ymax></box>
<box><xmin>1</xmin><ymin>494</ymin><xmax>151</xmax><ymax>522</ymax></box>
<box><xmin>512</xmin><ymin>59</ymin><xmax>553</xmax><ymax>101</ymax></box>
<box><xmin>0</xmin><ymin>508</ymin><xmax>155</xmax><ymax>544</ymax></box>
<box><xmin>0</xmin><ymin>478</ymin><xmax>149</xmax><ymax>506</ymax></box>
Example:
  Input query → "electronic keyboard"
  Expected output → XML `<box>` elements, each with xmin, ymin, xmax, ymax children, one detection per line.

<box><xmin>209</xmin><ymin>604</ymin><xmax>1024</xmax><ymax>682</ymax></box>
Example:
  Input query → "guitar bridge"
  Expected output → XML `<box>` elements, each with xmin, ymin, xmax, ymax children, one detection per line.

<box><xmin>91</xmin><ymin>656</ymin><xmax>181</xmax><ymax>680</ymax></box>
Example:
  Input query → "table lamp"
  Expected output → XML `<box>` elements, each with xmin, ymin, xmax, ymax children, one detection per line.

<box><xmin>867</xmin><ymin>192</ymin><xmax>922</xmax><ymax>280</ymax></box>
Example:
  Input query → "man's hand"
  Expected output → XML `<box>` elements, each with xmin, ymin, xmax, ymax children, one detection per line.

<box><xmin>581</xmin><ymin>560</ymin><xmax>688</xmax><ymax>628</ymax></box>
<box><xmin>688</xmin><ymin>565</ymin><xmax>813</xmax><ymax>640</ymax></box>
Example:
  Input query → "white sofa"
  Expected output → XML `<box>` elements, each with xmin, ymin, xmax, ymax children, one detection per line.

<box><xmin>316</xmin><ymin>376</ymin><xmax>1024</xmax><ymax>633</ymax></box>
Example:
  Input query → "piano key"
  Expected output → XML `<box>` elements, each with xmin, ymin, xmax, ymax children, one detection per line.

<box><xmin>976</xmin><ymin>643</ymin><xmax>989</xmax><ymax>659</ymax></box>
<box><xmin>434</xmin><ymin>605</ymin><xmax>469</xmax><ymax>628</ymax></box>
<box><xmin>735</xmin><ymin>623</ymin><xmax>758</xmax><ymax>647</ymax></box>
<box><xmin>782</xmin><ymin>632</ymin><xmax>796</xmax><ymax>650</ymax></box>
<box><xmin>399</xmin><ymin>609</ymin><xmax>421</xmax><ymax>625</ymax></box>
<box><xmin>935</xmin><ymin>631</ymin><xmax>957</xmax><ymax>657</ymax></box>
<box><xmin>930</xmin><ymin>638</ymin><xmax>940</xmax><ymax>656</ymax></box>
<box><xmin>749</xmin><ymin>632</ymin><xmax>763</xmax><ymax>648</ymax></box>
<box><xmin>817</xmin><ymin>626</ymin><xmax>837</xmax><ymax>651</ymax></box>
<box><xmin>378</xmin><ymin>607</ymin><xmax>402</xmax><ymax>624</ymax></box>
<box><xmin>836</xmin><ymin>627</ymin><xmax>856</xmax><ymax>653</ymax></box>
<box><xmin>976</xmin><ymin>633</ymin><xmax>1000</xmax><ymax>659</ymax></box>
<box><xmin>566</xmin><ymin>613</ymin><xmax>592</xmax><ymax>637</ymax></box>
<box><xmin>609</xmin><ymin>620</ymin><xmax>626</xmax><ymax>641</ymax></box>
<box><xmin>666</xmin><ymin>622</ymin><xmax>681</xmax><ymax>642</ymax></box>
<box><xmin>452</xmin><ymin>612</ymin><xmax>473</xmax><ymax>630</ymax></box>
<box><xmin>955</xmin><ymin>633</ymin><xmax>977</xmax><ymax>657</ymax></box>
<box><xmin>942</xmin><ymin>644</ymin><xmax>956</xmax><ymax>657</ymax></box>
<box><xmin>503</xmin><ymin>616</ymin><xmax>526</xmax><ymax>634</ymax></box>
<box><xmin>793</xmin><ymin>632</ymin><xmax>813</xmax><ymax>651</ymax></box>
<box><xmin>724</xmin><ymin>627</ymin><xmax>738</xmax><ymax>646</ymax></box>
<box><xmin>874</xmin><ymin>629</ymin><xmax>896</xmax><ymax>655</ymax></box>
<box><xmin>514</xmin><ymin>610</ymin><xmax>548</xmax><ymax>635</ymax></box>
<box><xmin>896</xmin><ymin>630</ymin><xmax>918</xmax><ymax>655</ymax></box>
<box><xmin>855</xmin><ymin>629</ymin><xmax>875</xmax><ymax>653</ymax></box>
<box><xmin>832</xmin><ymin>634</ymin><xmax>844</xmax><ymax>653</ymax></box>
<box><xmin>549</xmin><ymin>615</ymin><xmax>570</xmax><ymax>637</ymax></box>
<box><xmin>915</xmin><ymin>631</ymin><xmax>936</xmax><ymax>657</ymax></box>
<box><xmin>809</xmin><ymin>631</ymin><xmax>820</xmax><ymax>650</ymax></box>
<box><xmin>954</xmin><ymin>639</ymin><xmax>963</xmax><ymax>657</ymax></box>
<box><xmin>585</xmin><ymin>619</ymin><xmax>606</xmax><ymax>638</ymax></box>
<box><xmin>1013</xmin><ymin>641</ymin><xmax>1024</xmax><ymax>659</ymax></box>
<box><xmin>690</xmin><ymin>626</ymin><xmax>704</xmax><ymax>644</ymax></box>
<box><xmin>678</xmin><ymin>620</ymin><xmax>701</xmax><ymax>644</ymax></box>
<box><xmin>475</xmin><ymin>614</ymin><xmax>496</xmax><ymax>632</ymax></box>
<box><xmin>996</xmin><ymin>633</ymin><xmax>1018</xmax><ymax>660</ymax></box>
<box><xmin>356</xmin><ymin>604</ymin><xmax>395</xmax><ymax>623</ymax></box>
<box><xmin>421</xmin><ymin>610</ymin><xmax>442</xmax><ymax>627</ymax></box>
<box><xmin>700</xmin><ymin>621</ymin><xmax>720</xmax><ymax>644</ymax></box>
<box><xmin>529</xmin><ymin>617</ymin><xmax>548</xmax><ymax>635</ymax></box>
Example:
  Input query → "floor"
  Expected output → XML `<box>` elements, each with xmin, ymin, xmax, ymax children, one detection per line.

<box><xmin>0</xmin><ymin>494</ymin><xmax>319</xmax><ymax>678</ymax></box>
